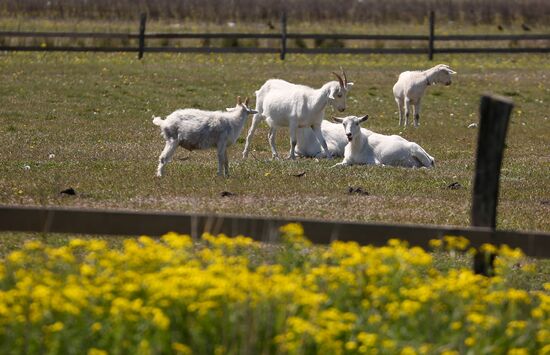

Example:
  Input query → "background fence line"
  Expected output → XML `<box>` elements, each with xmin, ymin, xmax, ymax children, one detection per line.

<box><xmin>1</xmin><ymin>11</ymin><xmax>549</xmax><ymax>59</ymax></box>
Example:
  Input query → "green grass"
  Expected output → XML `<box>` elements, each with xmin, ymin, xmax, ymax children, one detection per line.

<box><xmin>0</xmin><ymin>51</ymin><xmax>549</xmax><ymax>232</ymax></box>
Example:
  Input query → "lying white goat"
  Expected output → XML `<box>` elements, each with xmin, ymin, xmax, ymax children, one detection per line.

<box><xmin>242</xmin><ymin>69</ymin><xmax>353</xmax><ymax>160</ymax></box>
<box><xmin>331</xmin><ymin>115</ymin><xmax>435</xmax><ymax>168</ymax></box>
<box><xmin>393</xmin><ymin>64</ymin><xmax>456</xmax><ymax>127</ymax></box>
<box><xmin>153</xmin><ymin>96</ymin><xmax>257</xmax><ymax>177</ymax></box>
<box><xmin>295</xmin><ymin>120</ymin><xmax>347</xmax><ymax>158</ymax></box>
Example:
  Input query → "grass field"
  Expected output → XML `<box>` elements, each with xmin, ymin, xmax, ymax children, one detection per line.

<box><xmin>0</xmin><ymin>50</ymin><xmax>549</xmax><ymax>232</ymax></box>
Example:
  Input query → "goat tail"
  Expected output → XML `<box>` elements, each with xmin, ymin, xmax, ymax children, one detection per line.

<box><xmin>152</xmin><ymin>115</ymin><xmax>164</xmax><ymax>127</ymax></box>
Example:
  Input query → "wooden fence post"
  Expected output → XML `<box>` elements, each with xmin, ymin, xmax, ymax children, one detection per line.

<box><xmin>471</xmin><ymin>94</ymin><xmax>514</xmax><ymax>275</ymax></box>
<box><xmin>471</xmin><ymin>94</ymin><xmax>514</xmax><ymax>228</ymax></box>
<box><xmin>280</xmin><ymin>11</ymin><xmax>287</xmax><ymax>60</ymax></box>
<box><xmin>428</xmin><ymin>10</ymin><xmax>435</xmax><ymax>60</ymax></box>
<box><xmin>138</xmin><ymin>13</ymin><xmax>147</xmax><ymax>59</ymax></box>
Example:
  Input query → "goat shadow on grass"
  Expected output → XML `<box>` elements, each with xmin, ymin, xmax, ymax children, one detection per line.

<box><xmin>446</xmin><ymin>182</ymin><xmax>463</xmax><ymax>190</ymax></box>
<box><xmin>60</xmin><ymin>188</ymin><xmax>76</xmax><ymax>196</ymax></box>
<box><xmin>347</xmin><ymin>186</ymin><xmax>369</xmax><ymax>196</ymax></box>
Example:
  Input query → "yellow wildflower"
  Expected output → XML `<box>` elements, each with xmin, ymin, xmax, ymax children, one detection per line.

<box><xmin>357</xmin><ymin>332</ymin><xmax>377</xmax><ymax>347</ymax></box>
<box><xmin>45</xmin><ymin>321</ymin><xmax>64</xmax><ymax>333</ymax></box>
<box><xmin>345</xmin><ymin>341</ymin><xmax>357</xmax><ymax>350</ymax></box>
<box><xmin>151</xmin><ymin>308</ymin><xmax>170</xmax><ymax>330</ymax></box>
<box><xmin>444</xmin><ymin>236</ymin><xmax>470</xmax><ymax>250</ymax></box>
<box><xmin>171</xmin><ymin>342</ymin><xmax>191</xmax><ymax>354</ymax></box>
<box><xmin>88</xmin><ymin>349</ymin><xmax>108</xmax><ymax>355</ymax></box>
<box><xmin>7</xmin><ymin>250</ymin><xmax>25</xmax><ymax>263</ymax></box>
<box><xmin>451</xmin><ymin>321</ymin><xmax>462</xmax><ymax>330</ymax></box>
<box><xmin>480</xmin><ymin>243</ymin><xmax>498</xmax><ymax>254</ymax></box>
<box><xmin>401</xmin><ymin>346</ymin><xmax>417</xmax><ymax>355</ymax></box>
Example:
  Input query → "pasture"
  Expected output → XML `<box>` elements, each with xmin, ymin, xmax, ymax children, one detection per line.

<box><xmin>1</xmin><ymin>51</ymin><xmax>549</xmax><ymax>232</ymax></box>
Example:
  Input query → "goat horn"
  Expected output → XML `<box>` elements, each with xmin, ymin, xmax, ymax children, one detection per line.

<box><xmin>237</xmin><ymin>96</ymin><xmax>242</xmax><ymax>105</ymax></box>
<box><xmin>340</xmin><ymin>67</ymin><xmax>348</xmax><ymax>86</ymax></box>
<box><xmin>332</xmin><ymin>72</ymin><xmax>344</xmax><ymax>88</ymax></box>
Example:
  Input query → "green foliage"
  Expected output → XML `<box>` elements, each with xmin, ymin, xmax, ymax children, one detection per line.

<box><xmin>0</xmin><ymin>230</ymin><xmax>548</xmax><ymax>354</ymax></box>
<box><xmin>1</xmin><ymin>0</ymin><xmax>549</xmax><ymax>25</ymax></box>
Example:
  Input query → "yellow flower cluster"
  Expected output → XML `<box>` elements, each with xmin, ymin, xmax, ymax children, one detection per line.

<box><xmin>0</xmin><ymin>226</ymin><xmax>547</xmax><ymax>354</ymax></box>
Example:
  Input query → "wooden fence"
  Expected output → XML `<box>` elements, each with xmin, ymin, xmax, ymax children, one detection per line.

<box><xmin>1</xmin><ymin>205</ymin><xmax>549</xmax><ymax>259</ymax></box>
<box><xmin>1</xmin><ymin>95</ymin><xmax>549</xmax><ymax>261</ymax></box>
<box><xmin>1</xmin><ymin>11</ymin><xmax>549</xmax><ymax>60</ymax></box>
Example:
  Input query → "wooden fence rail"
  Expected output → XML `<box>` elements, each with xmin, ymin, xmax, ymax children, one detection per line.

<box><xmin>1</xmin><ymin>205</ymin><xmax>549</xmax><ymax>258</ymax></box>
<box><xmin>1</xmin><ymin>11</ymin><xmax>549</xmax><ymax>59</ymax></box>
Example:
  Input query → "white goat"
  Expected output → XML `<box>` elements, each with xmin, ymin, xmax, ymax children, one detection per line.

<box><xmin>153</xmin><ymin>96</ymin><xmax>258</xmax><ymax>177</ymax></box>
<box><xmin>393</xmin><ymin>64</ymin><xmax>456</xmax><ymax>127</ymax></box>
<box><xmin>242</xmin><ymin>69</ymin><xmax>354</xmax><ymax>160</ymax></box>
<box><xmin>331</xmin><ymin>115</ymin><xmax>435</xmax><ymax>168</ymax></box>
<box><xmin>295</xmin><ymin>120</ymin><xmax>348</xmax><ymax>158</ymax></box>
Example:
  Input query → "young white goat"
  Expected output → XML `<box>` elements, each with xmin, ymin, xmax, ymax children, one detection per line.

<box><xmin>242</xmin><ymin>69</ymin><xmax>354</xmax><ymax>160</ymax></box>
<box><xmin>331</xmin><ymin>115</ymin><xmax>435</xmax><ymax>168</ymax></box>
<box><xmin>153</xmin><ymin>96</ymin><xmax>258</xmax><ymax>177</ymax></box>
<box><xmin>295</xmin><ymin>120</ymin><xmax>348</xmax><ymax>158</ymax></box>
<box><xmin>393</xmin><ymin>64</ymin><xmax>456</xmax><ymax>127</ymax></box>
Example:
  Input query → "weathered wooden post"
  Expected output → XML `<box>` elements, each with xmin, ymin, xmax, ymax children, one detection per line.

<box><xmin>280</xmin><ymin>11</ymin><xmax>287</xmax><ymax>60</ymax></box>
<box><xmin>138</xmin><ymin>13</ymin><xmax>147</xmax><ymax>60</ymax></box>
<box><xmin>471</xmin><ymin>94</ymin><xmax>514</xmax><ymax>275</ymax></box>
<box><xmin>428</xmin><ymin>10</ymin><xmax>435</xmax><ymax>60</ymax></box>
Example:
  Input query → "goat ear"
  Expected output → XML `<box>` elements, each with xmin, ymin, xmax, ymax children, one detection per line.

<box><xmin>331</xmin><ymin>116</ymin><xmax>344</xmax><ymax>123</ymax></box>
<box><xmin>345</xmin><ymin>82</ymin><xmax>354</xmax><ymax>90</ymax></box>
<box><xmin>359</xmin><ymin>114</ymin><xmax>369</xmax><ymax>123</ymax></box>
<box><xmin>446</xmin><ymin>68</ymin><xmax>457</xmax><ymax>75</ymax></box>
<box><xmin>237</xmin><ymin>96</ymin><xmax>242</xmax><ymax>105</ymax></box>
<box><xmin>328</xmin><ymin>88</ymin><xmax>336</xmax><ymax>100</ymax></box>
<box><xmin>244</xmin><ymin>97</ymin><xmax>249</xmax><ymax>105</ymax></box>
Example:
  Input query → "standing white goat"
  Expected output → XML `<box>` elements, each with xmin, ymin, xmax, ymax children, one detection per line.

<box><xmin>331</xmin><ymin>115</ymin><xmax>435</xmax><ymax>168</ymax></box>
<box><xmin>242</xmin><ymin>69</ymin><xmax>354</xmax><ymax>160</ymax></box>
<box><xmin>295</xmin><ymin>120</ymin><xmax>348</xmax><ymax>158</ymax></box>
<box><xmin>393</xmin><ymin>64</ymin><xmax>456</xmax><ymax>127</ymax></box>
<box><xmin>153</xmin><ymin>96</ymin><xmax>258</xmax><ymax>177</ymax></box>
